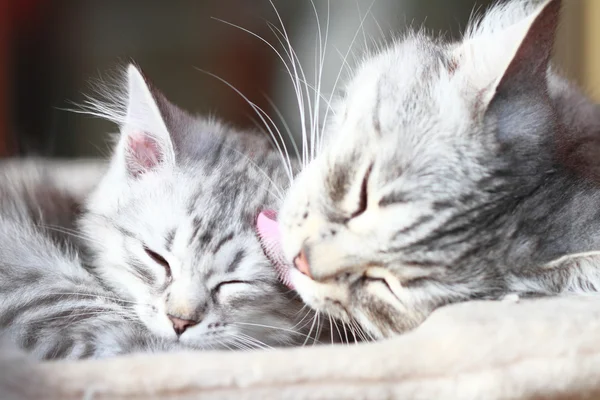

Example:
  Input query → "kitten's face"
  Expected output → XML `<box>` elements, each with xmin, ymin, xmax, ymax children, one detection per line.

<box><xmin>80</xmin><ymin>65</ymin><xmax>303</xmax><ymax>349</ymax></box>
<box><xmin>279</xmin><ymin>41</ymin><xmax>491</xmax><ymax>337</ymax></box>
<box><xmin>274</xmin><ymin>0</ymin><xmax>561</xmax><ymax>338</ymax></box>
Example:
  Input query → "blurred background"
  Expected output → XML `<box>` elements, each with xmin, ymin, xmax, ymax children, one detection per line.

<box><xmin>0</xmin><ymin>0</ymin><xmax>597</xmax><ymax>159</ymax></box>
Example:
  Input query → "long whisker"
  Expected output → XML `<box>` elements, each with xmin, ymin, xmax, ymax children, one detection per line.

<box><xmin>266</xmin><ymin>1</ymin><xmax>312</xmax><ymax>168</ymax></box>
<box><xmin>237</xmin><ymin>332</ymin><xmax>273</xmax><ymax>350</ymax></box>
<box><xmin>211</xmin><ymin>17</ymin><xmax>305</xmax><ymax>142</ymax></box>
<box><xmin>42</xmin><ymin>291</ymin><xmax>141</xmax><ymax>306</ymax></box>
<box><xmin>25</xmin><ymin>310</ymin><xmax>135</xmax><ymax>325</ymax></box>
<box><xmin>330</xmin><ymin>313</ymin><xmax>345</xmax><ymax>345</ymax></box>
<box><xmin>370</xmin><ymin>10</ymin><xmax>386</xmax><ymax>43</ymax></box>
<box><xmin>210</xmin><ymin>16</ymin><xmax>303</xmax><ymax>172</ymax></box>
<box><xmin>232</xmin><ymin>321</ymin><xmax>319</xmax><ymax>342</ymax></box>
<box><xmin>291</xmin><ymin>306</ymin><xmax>314</xmax><ymax>329</ymax></box>
<box><xmin>328</xmin><ymin>312</ymin><xmax>335</xmax><ymax>345</ymax></box>
<box><xmin>38</xmin><ymin>224</ymin><xmax>104</xmax><ymax>247</ymax></box>
<box><xmin>301</xmin><ymin>311</ymin><xmax>319</xmax><ymax>347</ymax></box>
<box><xmin>307</xmin><ymin>0</ymin><xmax>328</xmax><ymax>161</ymax></box>
<box><xmin>355</xmin><ymin>0</ymin><xmax>369</xmax><ymax>53</ymax></box>
<box><xmin>266</xmin><ymin>19</ymin><xmax>320</xmax><ymax>167</ymax></box>
<box><xmin>341</xmin><ymin>320</ymin><xmax>350</xmax><ymax>345</ymax></box>
<box><xmin>321</xmin><ymin>0</ymin><xmax>377</xmax><ymax>152</ymax></box>
<box><xmin>264</xmin><ymin>96</ymin><xmax>301</xmax><ymax>166</ymax></box>
<box><xmin>313</xmin><ymin>312</ymin><xmax>324</xmax><ymax>346</ymax></box>
<box><xmin>196</xmin><ymin>68</ymin><xmax>294</xmax><ymax>184</ymax></box>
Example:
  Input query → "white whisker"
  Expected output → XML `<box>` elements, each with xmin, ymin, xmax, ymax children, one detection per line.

<box><xmin>264</xmin><ymin>96</ymin><xmax>301</xmax><ymax>166</ymax></box>
<box><xmin>195</xmin><ymin>68</ymin><xmax>294</xmax><ymax>184</ymax></box>
<box><xmin>232</xmin><ymin>321</ymin><xmax>318</xmax><ymax>342</ymax></box>
<box><xmin>321</xmin><ymin>0</ymin><xmax>377</xmax><ymax>152</ymax></box>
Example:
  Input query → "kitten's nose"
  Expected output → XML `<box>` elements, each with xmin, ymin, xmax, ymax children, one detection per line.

<box><xmin>167</xmin><ymin>314</ymin><xmax>198</xmax><ymax>336</ymax></box>
<box><xmin>294</xmin><ymin>248</ymin><xmax>312</xmax><ymax>278</ymax></box>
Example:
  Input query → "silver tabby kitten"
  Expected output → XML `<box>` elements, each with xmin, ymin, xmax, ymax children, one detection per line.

<box><xmin>0</xmin><ymin>65</ymin><xmax>311</xmax><ymax>359</ymax></box>
<box><xmin>259</xmin><ymin>0</ymin><xmax>600</xmax><ymax>338</ymax></box>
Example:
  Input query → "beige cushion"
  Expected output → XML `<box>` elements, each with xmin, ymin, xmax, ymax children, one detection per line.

<box><xmin>4</xmin><ymin>295</ymin><xmax>600</xmax><ymax>399</ymax></box>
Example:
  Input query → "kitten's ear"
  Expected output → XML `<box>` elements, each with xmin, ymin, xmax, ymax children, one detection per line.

<box><xmin>120</xmin><ymin>64</ymin><xmax>175</xmax><ymax>178</ymax></box>
<box><xmin>456</xmin><ymin>0</ymin><xmax>561</xmax><ymax>107</ymax></box>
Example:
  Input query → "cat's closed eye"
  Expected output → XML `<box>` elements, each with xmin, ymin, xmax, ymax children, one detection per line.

<box><xmin>144</xmin><ymin>246</ymin><xmax>171</xmax><ymax>277</ymax></box>
<box><xmin>362</xmin><ymin>275</ymin><xmax>393</xmax><ymax>293</ymax></box>
<box><xmin>211</xmin><ymin>280</ymin><xmax>249</xmax><ymax>301</ymax></box>
<box><xmin>350</xmin><ymin>163</ymin><xmax>373</xmax><ymax>219</ymax></box>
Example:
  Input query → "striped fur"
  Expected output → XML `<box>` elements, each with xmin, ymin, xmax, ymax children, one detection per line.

<box><xmin>0</xmin><ymin>65</ymin><xmax>319</xmax><ymax>359</ymax></box>
<box><xmin>276</xmin><ymin>0</ymin><xmax>600</xmax><ymax>338</ymax></box>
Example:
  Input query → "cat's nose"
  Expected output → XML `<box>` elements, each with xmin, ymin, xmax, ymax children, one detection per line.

<box><xmin>167</xmin><ymin>314</ymin><xmax>198</xmax><ymax>336</ymax></box>
<box><xmin>294</xmin><ymin>248</ymin><xmax>312</xmax><ymax>278</ymax></box>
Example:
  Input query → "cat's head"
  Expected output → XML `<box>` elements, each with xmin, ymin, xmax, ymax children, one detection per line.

<box><xmin>79</xmin><ymin>65</ymin><xmax>306</xmax><ymax>349</ymax></box>
<box><xmin>270</xmin><ymin>0</ymin><xmax>564</xmax><ymax>338</ymax></box>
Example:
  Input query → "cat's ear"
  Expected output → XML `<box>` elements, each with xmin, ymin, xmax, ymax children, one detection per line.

<box><xmin>120</xmin><ymin>64</ymin><xmax>175</xmax><ymax>178</ymax></box>
<box><xmin>455</xmin><ymin>0</ymin><xmax>561</xmax><ymax>108</ymax></box>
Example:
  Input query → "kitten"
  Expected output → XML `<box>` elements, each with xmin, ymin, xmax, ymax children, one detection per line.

<box><xmin>0</xmin><ymin>64</ymin><xmax>315</xmax><ymax>359</ymax></box>
<box><xmin>258</xmin><ymin>0</ymin><xmax>600</xmax><ymax>339</ymax></box>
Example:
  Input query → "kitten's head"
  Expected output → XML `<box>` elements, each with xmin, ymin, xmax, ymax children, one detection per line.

<box><xmin>271</xmin><ymin>0</ymin><xmax>564</xmax><ymax>337</ymax></box>
<box><xmin>80</xmin><ymin>65</ymin><xmax>305</xmax><ymax>349</ymax></box>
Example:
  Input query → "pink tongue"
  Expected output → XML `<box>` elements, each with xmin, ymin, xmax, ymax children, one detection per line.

<box><xmin>256</xmin><ymin>210</ymin><xmax>294</xmax><ymax>289</ymax></box>
<box><xmin>256</xmin><ymin>209</ymin><xmax>280</xmax><ymax>239</ymax></box>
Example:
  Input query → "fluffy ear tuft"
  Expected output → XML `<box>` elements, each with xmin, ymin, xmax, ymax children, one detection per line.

<box><xmin>120</xmin><ymin>64</ymin><xmax>175</xmax><ymax>178</ymax></box>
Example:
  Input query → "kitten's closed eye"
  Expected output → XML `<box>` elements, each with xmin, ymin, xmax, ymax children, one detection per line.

<box><xmin>211</xmin><ymin>280</ymin><xmax>250</xmax><ymax>302</ymax></box>
<box><xmin>362</xmin><ymin>275</ymin><xmax>394</xmax><ymax>294</ymax></box>
<box><xmin>144</xmin><ymin>246</ymin><xmax>171</xmax><ymax>277</ymax></box>
<box><xmin>350</xmin><ymin>163</ymin><xmax>373</xmax><ymax>219</ymax></box>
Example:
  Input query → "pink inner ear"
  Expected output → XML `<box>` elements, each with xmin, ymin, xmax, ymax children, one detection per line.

<box><xmin>256</xmin><ymin>210</ymin><xmax>294</xmax><ymax>289</ymax></box>
<box><xmin>126</xmin><ymin>131</ymin><xmax>163</xmax><ymax>177</ymax></box>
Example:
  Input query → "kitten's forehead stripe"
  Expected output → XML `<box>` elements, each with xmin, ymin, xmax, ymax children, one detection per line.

<box><xmin>378</xmin><ymin>191</ymin><xmax>414</xmax><ymax>207</ymax></box>
<box><xmin>198</xmin><ymin>231</ymin><xmax>213</xmax><ymax>248</ymax></box>
<box><xmin>389</xmin><ymin>215</ymin><xmax>435</xmax><ymax>241</ymax></box>
<box><xmin>226</xmin><ymin>250</ymin><xmax>245</xmax><ymax>274</ymax></box>
<box><xmin>213</xmin><ymin>232</ymin><xmax>234</xmax><ymax>254</ymax></box>
<box><xmin>327</xmin><ymin>152</ymin><xmax>361</xmax><ymax>206</ymax></box>
<box><xmin>327</xmin><ymin>165</ymin><xmax>350</xmax><ymax>204</ymax></box>
<box><xmin>114</xmin><ymin>224</ymin><xmax>137</xmax><ymax>240</ymax></box>
<box><xmin>128</xmin><ymin>258</ymin><xmax>157</xmax><ymax>286</ymax></box>
<box><xmin>165</xmin><ymin>228</ymin><xmax>176</xmax><ymax>251</ymax></box>
<box><xmin>189</xmin><ymin>216</ymin><xmax>203</xmax><ymax>246</ymax></box>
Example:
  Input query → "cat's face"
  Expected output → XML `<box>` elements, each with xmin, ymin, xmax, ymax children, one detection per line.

<box><xmin>278</xmin><ymin>40</ymin><xmax>491</xmax><ymax>338</ymax></box>
<box><xmin>80</xmin><ymin>65</ymin><xmax>304</xmax><ymax>349</ymax></box>
<box><xmin>272</xmin><ymin>0</ymin><xmax>562</xmax><ymax>338</ymax></box>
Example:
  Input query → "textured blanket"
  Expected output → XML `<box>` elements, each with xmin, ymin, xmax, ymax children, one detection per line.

<box><xmin>3</xmin><ymin>295</ymin><xmax>600</xmax><ymax>399</ymax></box>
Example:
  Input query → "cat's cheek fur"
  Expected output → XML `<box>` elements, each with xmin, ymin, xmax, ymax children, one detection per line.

<box><xmin>288</xmin><ymin>268</ymin><xmax>351</xmax><ymax>320</ymax></box>
<box><xmin>289</xmin><ymin>265</ymin><xmax>426</xmax><ymax>339</ymax></box>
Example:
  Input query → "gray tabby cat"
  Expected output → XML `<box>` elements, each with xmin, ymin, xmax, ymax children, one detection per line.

<box><xmin>259</xmin><ymin>0</ymin><xmax>600</xmax><ymax>338</ymax></box>
<box><xmin>0</xmin><ymin>64</ymin><xmax>315</xmax><ymax>360</ymax></box>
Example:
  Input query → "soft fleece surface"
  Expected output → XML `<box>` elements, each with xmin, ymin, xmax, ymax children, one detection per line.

<box><xmin>3</xmin><ymin>295</ymin><xmax>600</xmax><ymax>400</ymax></box>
